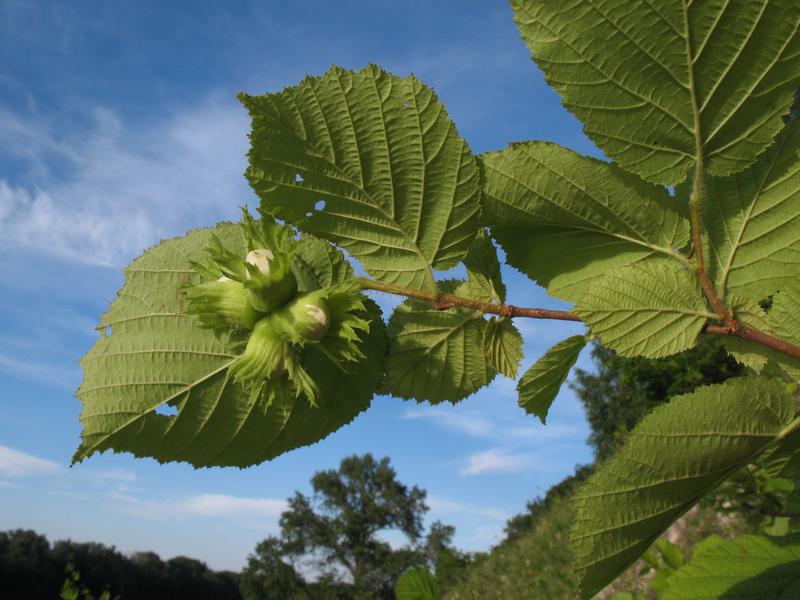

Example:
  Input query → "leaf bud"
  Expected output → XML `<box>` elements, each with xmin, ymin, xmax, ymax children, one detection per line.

<box><xmin>185</xmin><ymin>277</ymin><xmax>262</xmax><ymax>330</ymax></box>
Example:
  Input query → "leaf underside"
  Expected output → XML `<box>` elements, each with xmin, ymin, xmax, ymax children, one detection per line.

<box><xmin>517</xmin><ymin>335</ymin><xmax>587</xmax><ymax>424</ymax></box>
<box><xmin>511</xmin><ymin>0</ymin><xmax>800</xmax><ymax>185</ymax></box>
<box><xmin>575</xmin><ymin>262</ymin><xmax>711</xmax><ymax>358</ymax></box>
<box><xmin>481</xmin><ymin>141</ymin><xmax>688</xmax><ymax>301</ymax></box>
<box><xmin>703</xmin><ymin>124</ymin><xmax>800</xmax><ymax>301</ymax></box>
<box><xmin>385</xmin><ymin>287</ymin><xmax>495</xmax><ymax>404</ymax></box>
<box><xmin>76</xmin><ymin>224</ymin><xmax>386</xmax><ymax>468</ymax></box>
<box><xmin>240</xmin><ymin>64</ymin><xmax>482</xmax><ymax>292</ymax></box>
<box><xmin>484</xmin><ymin>317</ymin><xmax>524</xmax><ymax>380</ymax></box>
<box><xmin>662</xmin><ymin>534</ymin><xmax>800</xmax><ymax>599</ymax></box>
<box><xmin>570</xmin><ymin>377</ymin><xmax>796</xmax><ymax>599</ymax></box>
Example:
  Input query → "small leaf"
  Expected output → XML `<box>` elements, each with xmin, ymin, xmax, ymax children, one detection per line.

<box><xmin>77</xmin><ymin>224</ymin><xmax>386</xmax><ymax>467</ymax></box>
<box><xmin>240</xmin><ymin>65</ymin><xmax>481</xmax><ymax>291</ymax></box>
<box><xmin>703</xmin><ymin>125</ymin><xmax>800</xmax><ymax>300</ymax></box>
<box><xmin>662</xmin><ymin>534</ymin><xmax>800</xmax><ymax>599</ymax></box>
<box><xmin>482</xmin><ymin>141</ymin><xmax>689</xmax><ymax>301</ymax></box>
<box><xmin>385</xmin><ymin>283</ymin><xmax>495</xmax><ymax>403</ymax></box>
<box><xmin>464</xmin><ymin>231</ymin><xmax>506</xmax><ymax>303</ymax></box>
<box><xmin>511</xmin><ymin>0</ymin><xmax>800</xmax><ymax>184</ymax></box>
<box><xmin>758</xmin><ymin>428</ymin><xmax>800</xmax><ymax>482</ymax></box>
<box><xmin>575</xmin><ymin>262</ymin><xmax>713</xmax><ymax>358</ymax></box>
<box><xmin>655</xmin><ymin>539</ymin><xmax>685</xmax><ymax>570</ymax></box>
<box><xmin>483</xmin><ymin>317</ymin><xmax>523</xmax><ymax>379</ymax></box>
<box><xmin>768</xmin><ymin>281</ymin><xmax>800</xmax><ymax>382</ymax></box>
<box><xmin>570</xmin><ymin>378</ymin><xmax>796</xmax><ymax>599</ymax></box>
<box><xmin>517</xmin><ymin>335</ymin><xmax>587</xmax><ymax>424</ymax></box>
<box><xmin>395</xmin><ymin>567</ymin><xmax>440</xmax><ymax>600</ymax></box>
<box><xmin>722</xmin><ymin>298</ymin><xmax>772</xmax><ymax>372</ymax></box>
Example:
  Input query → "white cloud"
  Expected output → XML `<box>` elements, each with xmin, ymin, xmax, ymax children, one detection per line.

<box><xmin>182</xmin><ymin>494</ymin><xmax>287</xmax><ymax>519</ymax></box>
<box><xmin>0</xmin><ymin>444</ymin><xmax>62</xmax><ymax>477</ymax></box>
<box><xmin>427</xmin><ymin>496</ymin><xmax>508</xmax><ymax>521</ymax></box>
<box><xmin>0</xmin><ymin>352</ymin><xmax>80</xmax><ymax>389</ymax></box>
<box><xmin>402</xmin><ymin>406</ymin><xmax>493</xmax><ymax>438</ymax></box>
<box><xmin>0</xmin><ymin>97</ymin><xmax>252</xmax><ymax>268</ymax></box>
<box><xmin>460</xmin><ymin>448</ymin><xmax>535</xmax><ymax>477</ymax></box>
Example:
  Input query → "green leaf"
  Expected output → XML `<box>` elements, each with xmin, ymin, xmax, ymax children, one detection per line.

<box><xmin>291</xmin><ymin>236</ymin><xmax>356</xmax><ymax>292</ymax></box>
<box><xmin>511</xmin><ymin>0</ymin><xmax>800</xmax><ymax>184</ymax></box>
<box><xmin>75</xmin><ymin>224</ymin><xmax>386</xmax><ymax>467</ymax></box>
<box><xmin>517</xmin><ymin>335</ymin><xmax>587</xmax><ymax>424</ymax></box>
<box><xmin>768</xmin><ymin>281</ymin><xmax>800</xmax><ymax>381</ymax></box>
<box><xmin>663</xmin><ymin>534</ymin><xmax>800</xmax><ymax>599</ymax></box>
<box><xmin>703</xmin><ymin>125</ymin><xmax>800</xmax><ymax>300</ymax></box>
<box><xmin>463</xmin><ymin>231</ymin><xmax>506</xmax><ymax>303</ymax></box>
<box><xmin>759</xmin><ymin>429</ymin><xmax>800</xmax><ymax>482</ymax></box>
<box><xmin>395</xmin><ymin>567</ymin><xmax>441</xmax><ymax>600</ymax></box>
<box><xmin>570</xmin><ymin>377</ymin><xmax>796</xmax><ymax>599</ymax></box>
<box><xmin>481</xmin><ymin>141</ymin><xmax>688</xmax><ymax>301</ymax></box>
<box><xmin>484</xmin><ymin>317</ymin><xmax>523</xmax><ymax>379</ymax></box>
<box><xmin>239</xmin><ymin>65</ymin><xmax>482</xmax><ymax>292</ymax></box>
<box><xmin>385</xmin><ymin>285</ymin><xmax>494</xmax><ymax>403</ymax></box>
<box><xmin>655</xmin><ymin>539</ymin><xmax>685</xmax><ymax>570</ymax></box>
<box><xmin>575</xmin><ymin>262</ymin><xmax>713</xmax><ymax>358</ymax></box>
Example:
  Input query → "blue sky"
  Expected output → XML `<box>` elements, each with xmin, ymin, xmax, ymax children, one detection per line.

<box><xmin>0</xmin><ymin>1</ymin><xmax>600</xmax><ymax>571</ymax></box>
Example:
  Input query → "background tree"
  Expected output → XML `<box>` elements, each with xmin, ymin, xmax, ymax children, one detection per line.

<box><xmin>239</xmin><ymin>537</ymin><xmax>305</xmax><ymax>600</ymax></box>
<box><xmin>278</xmin><ymin>453</ymin><xmax>428</xmax><ymax>599</ymax></box>
<box><xmin>571</xmin><ymin>337</ymin><xmax>743</xmax><ymax>461</ymax></box>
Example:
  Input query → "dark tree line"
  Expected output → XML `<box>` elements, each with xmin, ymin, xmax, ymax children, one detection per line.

<box><xmin>0</xmin><ymin>529</ymin><xmax>240</xmax><ymax>600</ymax></box>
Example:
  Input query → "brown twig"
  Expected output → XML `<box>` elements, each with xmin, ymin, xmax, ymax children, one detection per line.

<box><xmin>358</xmin><ymin>278</ymin><xmax>800</xmax><ymax>360</ymax></box>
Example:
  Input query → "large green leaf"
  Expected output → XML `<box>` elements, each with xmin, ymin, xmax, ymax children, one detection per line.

<box><xmin>703</xmin><ymin>125</ymin><xmax>800</xmax><ymax>300</ymax></box>
<box><xmin>663</xmin><ymin>534</ymin><xmax>800</xmax><ymax>599</ymax></box>
<box><xmin>481</xmin><ymin>142</ymin><xmax>688</xmax><ymax>301</ymax></box>
<box><xmin>570</xmin><ymin>377</ymin><xmax>797</xmax><ymax>599</ymax></box>
<box><xmin>575</xmin><ymin>262</ymin><xmax>714</xmax><ymax>358</ymax></box>
<box><xmin>483</xmin><ymin>317</ymin><xmax>523</xmax><ymax>379</ymax></box>
<box><xmin>385</xmin><ymin>285</ymin><xmax>494</xmax><ymax>403</ymax></box>
<box><xmin>75</xmin><ymin>224</ymin><xmax>386</xmax><ymax>467</ymax></box>
<box><xmin>239</xmin><ymin>65</ymin><xmax>482</xmax><ymax>292</ymax></box>
<box><xmin>517</xmin><ymin>335</ymin><xmax>587</xmax><ymax>424</ymax></box>
<box><xmin>395</xmin><ymin>567</ymin><xmax>440</xmax><ymax>600</ymax></box>
<box><xmin>511</xmin><ymin>0</ymin><xmax>800</xmax><ymax>184</ymax></box>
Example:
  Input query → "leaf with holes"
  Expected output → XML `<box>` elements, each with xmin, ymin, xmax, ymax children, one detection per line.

<box><xmin>385</xmin><ymin>284</ymin><xmax>494</xmax><ymax>403</ymax></box>
<box><xmin>75</xmin><ymin>223</ymin><xmax>386</xmax><ymax>467</ymax></box>
<box><xmin>511</xmin><ymin>0</ymin><xmax>800</xmax><ymax>184</ymax></box>
<box><xmin>481</xmin><ymin>141</ymin><xmax>688</xmax><ymax>301</ymax></box>
<box><xmin>484</xmin><ymin>317</ymin><xmax>523</xmax><ymax>379</ymax></box>
<box><xmin>239</xmin><ymin>65</ymin><xmax>482</xmax><ymax>292</ymax></box>
<box><xmin>702</xmin><ymin>124</ymin><xmax>800</xmax><ymax>301</ymax></box>
<box><xmin>575</xmin><ymin>262</ymin><xmax>713</xmax><ymax>358</ymax></box>
<box><xmin>518</xmin><ymin>335</ymin><xmax>587</xmax><ymax>424</ymax></box>
<box><xmin>570</xmin><ymin>377</ymin><xmax>797</xmax><ymax>599</ymax></box>
<box><xmin>662</xmin><ymin>534</ymin><xmax>800</xmax><ymax>599</ymax></box>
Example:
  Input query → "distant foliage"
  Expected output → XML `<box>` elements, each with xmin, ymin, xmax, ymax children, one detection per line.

<box><xmin>0</xmin><ymin>530</ymin><xmax>240</xmax><ymax>600</ymax></box>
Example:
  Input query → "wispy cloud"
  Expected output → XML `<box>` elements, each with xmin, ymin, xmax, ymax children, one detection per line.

<box><xmin>460</xmin><ymin>448</ymin><xmax>536</xmax><ymax>477</ymax></box>
<box><xmin>402</xmin><ymin>406</ymin><xmax>493</xmax><ymax>438</ymax></box>
<box><xmin>0</xmin><ymin>97</ymin><xmax>252</xmax><ymax>268</ymax></box>
<box><xmin>182</xmin><ymin>494</ymin><xmax>286</xmax><ymax>519</ymax></box>
<box><xmin>0</xmin><ymin>352</ymin><xmax>80</xmax><ymax>389</ymax></box>
<box><xmin>0</xmin><ymin>444</ymin><xmax>62</xmax><ymax>477</ymax></box>
<box><xmin>427</xmin><ymin>495</ymin><xmax>509</xmax><ymax>521</ymax></box>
